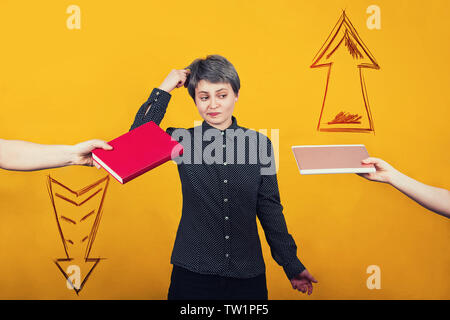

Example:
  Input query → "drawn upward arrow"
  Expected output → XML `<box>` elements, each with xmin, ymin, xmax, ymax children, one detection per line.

<box><xmin>47</xmin><ymin>175</ymin><xmax>110</xmax><ymax>295</ymax></box>
<box><xmin>311</xmin><ymin>10</ymin><xmax>380</xmax><ymax>133</ymax></box>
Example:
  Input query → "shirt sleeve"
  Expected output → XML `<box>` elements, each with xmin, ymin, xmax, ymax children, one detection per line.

<box><xmin>256</xmin><ymin>136</ymin><xmax>306</xmax><ymax>280</ymax></box>
<box><xmin>130</xmin><ymin>88</ymin><xmax>172</xmax><ymax>131</ymax></box>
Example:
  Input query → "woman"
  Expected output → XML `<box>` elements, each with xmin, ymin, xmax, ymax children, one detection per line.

<box><xmin>130</xmin><ymin>55</ymin><xmax>317</xmax><ymax>299</ymax></box>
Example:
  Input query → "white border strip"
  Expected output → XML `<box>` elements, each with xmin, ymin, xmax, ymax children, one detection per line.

<box><xmin>92</xmin><ymin>154</ymin><xmax>123</xmax><ymax>184</ymax></box>
<box><xmin>300</xmin><ymin>167</ymin><xmax>376</xmax><ymax>175</ymax></box>
<box><xmin>292</xmin><ymin>144</ymin><xmax>365</xmax><ymax>148</ymax></box>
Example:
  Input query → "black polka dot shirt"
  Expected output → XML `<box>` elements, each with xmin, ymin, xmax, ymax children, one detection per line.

<box><xmin>130</xmin><ymin>88</ymin><xmax>306</xmax><ymax>280</ymax></box>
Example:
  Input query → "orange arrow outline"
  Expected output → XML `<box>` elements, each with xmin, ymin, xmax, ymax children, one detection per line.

<box><xmin>47</xmin><ymin>175</ymin><xmax>110</xmax><ymax>294</ymax></box>
<box><xmin>311</xmin><ymin>10</ymin><xmax>380</xmax><ymax>133</ymax></box>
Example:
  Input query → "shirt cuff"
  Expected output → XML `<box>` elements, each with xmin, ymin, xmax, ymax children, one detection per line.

<box><xmin>283</xmin><ymin>258</ymin><xmax>306</xmax><ymax>280</ymax></box>
<box><xmin>147</xmin><ymin>88</ymin><xmax>171</xmax><ymax>107</ymax></box>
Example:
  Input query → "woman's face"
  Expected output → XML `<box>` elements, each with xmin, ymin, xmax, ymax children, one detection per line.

<box><xmin>194</xmin><ymin>80</ymin><xmax>238</xmax><ymax>130</ymax></box>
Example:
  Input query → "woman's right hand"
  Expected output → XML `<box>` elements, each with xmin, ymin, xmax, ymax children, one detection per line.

<box><xmin>158</xmin><ymin>69</ymin><xmax>190</xmax><ymax>93</ymax></box>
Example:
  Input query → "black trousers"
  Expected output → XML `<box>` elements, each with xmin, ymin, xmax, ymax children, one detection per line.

<box><xmin>168</xmin><ymin>265</ymin><xmax>268</xmax><ymax>300</ymax></box>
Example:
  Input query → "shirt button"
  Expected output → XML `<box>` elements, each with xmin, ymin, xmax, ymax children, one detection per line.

<box><xmin>222</xmin><ymin>144</ymin><xmax>226</xmax><ymax>148</ymax></box>
<box><xmin>225</xmin><ymin>216</ymin><xmax>229</xmax><ymax>220</ymax></box>
<box><xmin>224</xmin><ymin>162</ymin><xmax>227</xmax><ymax>166</ymax></box>
<box><xmin>224</xmin><ymin>198</ymin><xmax>228</xmax><ymax>202</ymax></box>
<box><xmin>225</xmin><ymin>254</ymin><xmax>230</xmax><ymax>258</ymax></box>
<box><xmin>225</xmin><ymin>235</ymin><xmax>230</xmax><ymax>240</ymax></box>
<box><xmin>221</xmin><ymin>131</ymin><xmax>224</xmax><ymax>135</ymax></box>
<box><xmin>156</xmin><ymin>91</ymin><xmax>160</xmax><ymax>95</ymax></box>
<box><xmin>223</xmin><ymin>179</ymin><xmax>228</xmax><ymax>183</ymax></box>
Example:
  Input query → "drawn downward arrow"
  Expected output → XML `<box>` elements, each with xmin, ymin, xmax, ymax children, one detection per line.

<box><xmin>47</xmin><ymin>175</ymin><xmax>110</xmax><ymax>295</ymax></box>
<box><xmin>311</xmin><ymin>10</ymin><xmax>380</xmax><ymax>133</ymax></box>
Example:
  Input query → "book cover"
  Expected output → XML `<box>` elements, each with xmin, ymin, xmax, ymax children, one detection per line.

<box><xmin>292</xmin><ymin>144</ymin><xmax>376</xmax><ymax>175</ymax></box>
<box><xmin>92</xmin><ymin>122</ymin><xmax>183</xmax><ymax>184</ymax></box>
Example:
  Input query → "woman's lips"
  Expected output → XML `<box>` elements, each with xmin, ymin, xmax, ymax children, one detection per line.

<box><xmin>208</xmin><ymin>112</ymin><xmax>221</xmax><ymax>117</ymax></box>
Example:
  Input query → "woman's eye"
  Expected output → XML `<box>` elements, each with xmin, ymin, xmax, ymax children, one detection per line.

<box><xmin>219</xmin><ymin>95</ymin><xmax>227</xmax><ymax>98</ymax></box>
<box><xmin>200</xmin><ymin>96</ymin><xmax>209</xmax><ymax>101</ymax></box>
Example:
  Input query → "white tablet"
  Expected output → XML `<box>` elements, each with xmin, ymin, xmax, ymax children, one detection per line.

<box><xmin>292</xmin><ymin>144</ymin><xmax>376</xmax><ymax>175</ymax></box>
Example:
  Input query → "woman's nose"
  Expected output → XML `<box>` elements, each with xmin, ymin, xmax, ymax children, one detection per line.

<box><xmin>209</xmin><ymin>97</ymin><xmax>220</xmax><ymax>109</ymax></box>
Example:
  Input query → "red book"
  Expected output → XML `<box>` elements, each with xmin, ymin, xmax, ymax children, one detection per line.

<box><xmin>92</xmin><ymin>121</ymin><xmax>183</xmax><ymax>184</ymax></box>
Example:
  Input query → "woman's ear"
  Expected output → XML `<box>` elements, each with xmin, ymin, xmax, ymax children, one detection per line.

<box><xmin>235</xmin><ymin>91</ymin><xmax>239</xmax><ymax>102</ymax></box>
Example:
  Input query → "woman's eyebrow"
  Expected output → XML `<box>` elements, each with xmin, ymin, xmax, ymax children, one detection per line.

<box><xmin>198</xmin><ymin>88</ymin><xmax>228</xmax><ymax>94</ymax></box>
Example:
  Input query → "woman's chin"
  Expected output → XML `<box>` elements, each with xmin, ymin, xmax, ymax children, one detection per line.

<box><xmin>206</xmin><ymin>116</ymin><xmax>223</xmax><ymax>124</ymax></box>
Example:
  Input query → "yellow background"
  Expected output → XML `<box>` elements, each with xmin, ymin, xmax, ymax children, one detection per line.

<box><xmin>0</xmin><ymin>0</ymin><xmax>449</xmax><ymax>299</ymax></box>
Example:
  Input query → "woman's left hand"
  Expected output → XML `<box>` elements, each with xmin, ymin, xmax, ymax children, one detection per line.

<box><xmin>290</xmin><ymin>269</ymin><xmax>318</xmax><ymax>295</ymax></box>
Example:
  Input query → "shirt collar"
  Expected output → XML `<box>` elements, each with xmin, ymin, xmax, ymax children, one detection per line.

<box><xmin>201</xmin><ymin>116</ymin><xmax>239</xmax><ymax>131</ymax></box>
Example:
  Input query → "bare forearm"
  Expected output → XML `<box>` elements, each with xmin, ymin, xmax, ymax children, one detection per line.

<box><xmin>0</xmin><ymin>139</ymin><xmax>75</xmax><ymax>171</ymax></box>
<box><xmin>389</xmin><ymin>171</ymin><xmax>450</xmax><ymax>218</ymax></box>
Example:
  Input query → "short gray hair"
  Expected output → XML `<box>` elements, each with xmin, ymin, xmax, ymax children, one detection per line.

<box><xmin>184</xmin><ymin>55</ymin><xmax>240</xmax><ymax>101</ymax></box>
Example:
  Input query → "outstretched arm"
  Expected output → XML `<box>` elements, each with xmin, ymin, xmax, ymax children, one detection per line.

<box><xmin>358</xmin><ymin>157</ymin><xmax>450</xmax><ymax>219</ymax></box>
<box><xmin>0</xmin><ymin>139</ymin><xmax>112</xmax><ymax>171</ymax></box>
